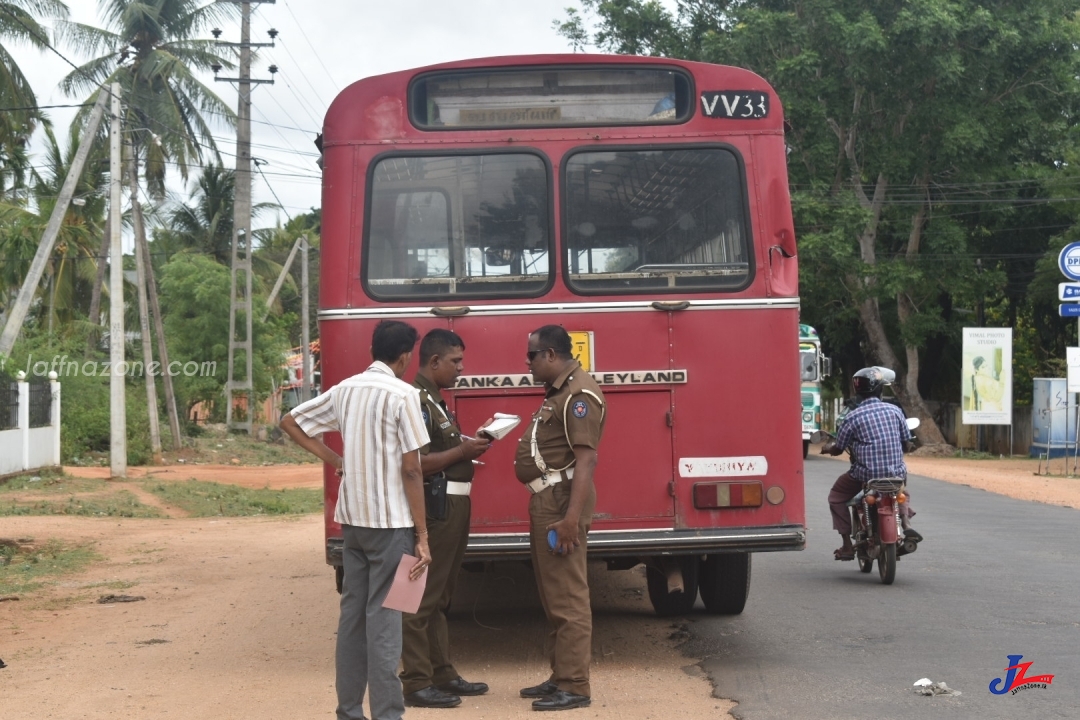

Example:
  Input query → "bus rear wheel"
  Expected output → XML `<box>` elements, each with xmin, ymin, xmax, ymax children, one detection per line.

<box><xmin>803</xmin><ymin>440</ymin><xmax>810</xmax><ymax>458</ymax></box>
<box><xmin>699</xmin><ymin>553</ymin><xmax>751</xmax><ymax>615</ymax></box>
<box><xmin>646</xmin><ymin>556</ymin><xmax>699</xmax><ymax>616</ymax></box>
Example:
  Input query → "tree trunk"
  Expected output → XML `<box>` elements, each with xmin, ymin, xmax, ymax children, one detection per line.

<box><xmin>127</xmin><ymin>141</ymin><xmax>163</xmax><ymax>463</ymax></box>
<box><xmin>134</xmin><ymin>199</ymin><xmax>183</xmax><ymax>449</ymax></box>
<box><xmin>86</xmin><ymin>216</ymin><xmax>110</xmax><ymax>355</ymax></box>
<box><xmin>841</xmin><ymin>134</ymin><xmax>949</xmax><ymax>448</ymax></box>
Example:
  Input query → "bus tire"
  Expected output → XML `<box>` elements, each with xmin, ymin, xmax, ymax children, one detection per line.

<box><xmin>802</xmin><ymin>440</ymin><xmax>809</xmax><ymax>459</ymax></box>
<box><xmin>646</xmin><ymin>556</ymin><xmax>699</xmax><ymax>616</ymax></box>
<box><xmin>699</xmin><ymin>552</ymin><xmax>751</xmax><ymax>615</ymax></box>
<box><xmin>335</xmin><ymin>565</ymin><xmax>344</xmax><ymax>594</ymax></box>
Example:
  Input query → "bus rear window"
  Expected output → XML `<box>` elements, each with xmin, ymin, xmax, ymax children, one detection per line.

<box><xmin>563</xmin><ymin>148</ymin><xmax>751</xmax><ymax>293</ymax></box>
<box><xmin>364</xmin><ymin>153</ymin><xmax>551</xmax><ymax>300</ymax></box>
<box><xmin>411</xmin><ymin>67</ymin><xmax>692</xmax><ymax>129</ymax></box>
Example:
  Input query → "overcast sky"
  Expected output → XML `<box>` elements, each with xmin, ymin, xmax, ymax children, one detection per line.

<box><xmin>13</xmin><ymin>0</ymin><xmax>676</xmax><ymax>236</ymax></box>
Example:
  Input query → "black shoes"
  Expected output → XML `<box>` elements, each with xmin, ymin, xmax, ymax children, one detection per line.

<box><xmin>532</xmin><ymin>689</ymin><xmax>591</xmax><ymax>711</ymax></box>
<box><xmin>436</xmin><ymin>676</ymin><xmax>489</xmax><ymax>696</ymax></box>
<box><xmin>404</xmin><ymin>686</ymin><xmax>462</xmax><ymax>708</ymax></box>
<box><xmin>520</xmin><ymin>680</ymin><xmax>559</xmax><ymax>698</ymax></box>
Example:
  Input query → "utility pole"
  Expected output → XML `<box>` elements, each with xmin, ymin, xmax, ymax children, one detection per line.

<box><xmin>108</xmin><ymin>83</ymin><xmax>126</xmax><ymax>478</ymax></box>
<box><xmin>0</xmin><ymin>89</ymin><xmax>109</xmax><ymax>357</ymax></box>
<box><xmin>126</xmin><ymin>138</ymin><xmax>162</xmax><ymax>463</ymax></box>
<box><xmin>213</xmin><ymin>1</ymin><xmax>276</xmax><ymax>433</ymax></box>
<box><xmin>301</xmin><ymin>234</ymin><xmax>311</xmax><ymax>402</ymax></box>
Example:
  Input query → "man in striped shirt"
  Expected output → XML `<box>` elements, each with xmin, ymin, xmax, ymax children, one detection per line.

<box><xmin>281</xmin><ymin>320</ymin><xmax>431</xmax><ymax>720</ymax></box>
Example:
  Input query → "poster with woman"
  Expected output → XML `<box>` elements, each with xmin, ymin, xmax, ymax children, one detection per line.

<box><xmin>961</xmin><ymin>328</ymin><xmax>1012</xmax><ymax>425</ymax></box>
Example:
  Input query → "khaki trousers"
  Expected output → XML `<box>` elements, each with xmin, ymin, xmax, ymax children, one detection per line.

<box><xmin>529</xmin><ymin>480</ymin><xmax>596</xmax><ymax>697</ymax></box>
<box><xmin>399</xmin><ymin>494</ymin><xmax>471</xmax><ymax>694</ymax></box>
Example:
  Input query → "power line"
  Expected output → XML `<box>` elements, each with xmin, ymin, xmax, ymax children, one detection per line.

<box><xmin>281</xmin><ymin>0</ymin><xmax>341</xmax><ymax>93</ymax></box>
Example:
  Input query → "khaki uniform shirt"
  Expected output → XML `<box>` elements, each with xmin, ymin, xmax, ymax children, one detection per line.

<box><xmin>413</xmin><ymin>374</ymin><xmax>474</xmax><ymax>483</ymax></box>
<box><xmin>514</xmin><ymin>360</ymin><xmax>606</xmax><ymax>483</ymax></box>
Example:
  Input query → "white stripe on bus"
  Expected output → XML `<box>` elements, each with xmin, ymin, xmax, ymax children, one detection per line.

<box><xmin>318</xmin><ymin>297</ymin><xmax>800</xmax><ymax>320</ymax></box>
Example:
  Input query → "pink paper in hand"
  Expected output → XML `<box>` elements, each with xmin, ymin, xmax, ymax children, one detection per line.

<box><xmin>381</xmin><ymin>553</ymin><xmax>428</xmax><ymax>614</ymax></box>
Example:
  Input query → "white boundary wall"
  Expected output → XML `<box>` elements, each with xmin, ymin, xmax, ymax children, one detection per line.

<box><xmin>0</xmin><ymin>379</ymin><xmax>61</xmax><ymax>476</ymax></box>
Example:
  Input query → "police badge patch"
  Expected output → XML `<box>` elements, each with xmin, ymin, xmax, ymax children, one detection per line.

<box><xmin>572</xmin><ymin>400</ymin><xmax>588</xmax><ymax>418</ymax></box>
<box><xmin>422</xmin><ymin>408</ymin><xmax>430</xmax><ymax>425</ymax></box>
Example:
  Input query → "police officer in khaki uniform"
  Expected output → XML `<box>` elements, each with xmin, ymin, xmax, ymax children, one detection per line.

<box><xmin>515</xmin><ymin>325</ymin><xmax>606</xmax><ymax>712</ymax></box>
<box><xmin>401</xmin><ymin>329</ymin><xmax>492</xmax><ymax>709</ymax></box>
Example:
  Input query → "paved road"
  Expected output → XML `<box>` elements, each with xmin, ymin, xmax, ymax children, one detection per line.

<box><xmin>685</xmin><ymin>455</ymin><xmax>1080</xmax><ymax>719</ymax></box>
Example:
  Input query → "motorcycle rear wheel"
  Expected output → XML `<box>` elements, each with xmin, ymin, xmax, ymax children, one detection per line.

<box><xmin>878</xmin><ymin>543</ymin><xmax>897</xmax><ymax>585</ymax></box>
<box><xmin>857</xmin><ymin>553</ymin><xmax>873</xmax><ymax>573</ymax></box>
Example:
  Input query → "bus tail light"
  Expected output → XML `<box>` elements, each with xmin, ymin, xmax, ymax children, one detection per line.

<box><xmin>693</xmin><ymin>482</ymin><xmax>763</xmax><ymax>509</ymax></box>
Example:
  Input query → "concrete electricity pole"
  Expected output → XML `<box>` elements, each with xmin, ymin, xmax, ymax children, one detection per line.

<box><xmin>126</xmin><ymin>139</ymin><xmax>163</xmax><ymax>463</ymax></box>
<box><xmin>214</xmin><ymin>0</ymin><xmax>276</xmax><ymax>433</ymax></box>
<box><xmin>108</xmin><ymin>83</ymin><xmax>126</xmax><ymax>478</ymax></box>
<box><xmin>301</xmin><ymin>234</ymin><xmax>311</xmax><ymax>403</ymax></box>
<box><xmin>0</xmin><ymin>89</ymin><xmax>109</xmax><ymax>357</ymax></box>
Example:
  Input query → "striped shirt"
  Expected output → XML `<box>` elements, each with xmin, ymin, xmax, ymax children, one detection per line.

<box><xmin>289</xmin><ymin>361</ymin><xmax>429</xmax><ymax>528</ymax></box>
<box><xmin>834</xmin><ymin>397</ymin><xmax>911</xmax><ymax>482</ymax></box>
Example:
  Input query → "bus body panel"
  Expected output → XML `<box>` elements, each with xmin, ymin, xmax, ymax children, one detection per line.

<box><xmin>318</xmin><ymin>54</ymin><xmax>805</xmax><ymax>565</ymax></box>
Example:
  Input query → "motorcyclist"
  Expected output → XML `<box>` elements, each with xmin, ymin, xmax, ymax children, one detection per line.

<box><xmin>822</xmin><ymin>367</ymin><xmax>922</xmax><ymax>560</ymax></box>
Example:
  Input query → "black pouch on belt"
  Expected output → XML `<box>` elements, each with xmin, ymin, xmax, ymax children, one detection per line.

<box><xmin>424</xmin><ymin>472</ymin><xmax>448</xmax><ymax>521</ymax></box>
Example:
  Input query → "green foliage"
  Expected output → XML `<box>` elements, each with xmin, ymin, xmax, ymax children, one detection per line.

<box><xmin>143</xmin><ymin>479</ymin><xmax>321</xmax><ymax>516</ymax></box>
<box><xmin>157</xmin><ymin>253</ymin><xmax>289</xmax><ymax>418</ymax></box>
<box><xmin>556</xmin><ymin>0</ymin><xmax>1080</xmax><ymax>408</ymax></box>
<box><xmin>0</xmin><ymin>538</ymin><xmax>100</xmax><ymax>596</ymax></box>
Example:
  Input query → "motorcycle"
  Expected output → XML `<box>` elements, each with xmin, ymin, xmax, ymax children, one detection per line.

<box><xmin>812</xmin><ymin>416</ymin><xmax>921</xmax><ymax>585</ymax></box>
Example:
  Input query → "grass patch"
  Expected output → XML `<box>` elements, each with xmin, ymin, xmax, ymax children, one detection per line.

<box><xmin>0</xmin><ymin>489</ymin><xmax>163</xmax><ymax>518</ymax></box>
<box><xmin>142</xmin><ymin>479</ymin><xmax>322</xmax><ymax>516</ymax></box>
<box><xmin>0</xmin><ymin>473</ymin><xmax>108</xmax><ymax>495</ymax></box>
<box><xmin>0</xmin><ymin>539</ymin><xmax>100</xmax><ymax>596</ymax></box>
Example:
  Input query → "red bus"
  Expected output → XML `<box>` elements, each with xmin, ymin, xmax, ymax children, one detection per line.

<box><xmin>317</xmin><ymin>54</ymin><xmax>804</xmax><ymax>616</ymax></box>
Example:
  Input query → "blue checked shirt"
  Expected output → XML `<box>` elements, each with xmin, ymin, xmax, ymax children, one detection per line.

<box><xmin>835</xmin><ymin>398</ymin><xmax>911</xmax><ymax>482</ymax></box>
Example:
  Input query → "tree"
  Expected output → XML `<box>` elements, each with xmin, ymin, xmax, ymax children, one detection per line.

<box><xmin>556</xmin><ymin>0</ymin><xmax>1080</xmax><ymax>446</ymax></box>
<box><xmin>0</xmin><ymin>0</ymin><xmax>69</xmax><ymax>193</ymax></box>
<box><xmin>57</xmin><ymin>0</ymin><xmax>236</xmax><ymax>198</ymax></box>
<box><xmin>157</xmin><ymin>252</ymin><xmax>287</xmax><ymax>420</ymax></box>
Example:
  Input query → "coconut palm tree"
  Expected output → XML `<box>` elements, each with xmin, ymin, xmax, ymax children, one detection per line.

<box><xmin>0</xmin><ymin>0</ymin><xmax>69</xmax><ymax>195</ymax></box>
<box><xmin>56</xmin><ymin>0</ymin><xmax>237</xmax><ymax>199</ymax></box>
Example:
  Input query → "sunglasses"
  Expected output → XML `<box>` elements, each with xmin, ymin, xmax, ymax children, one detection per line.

<box><xmin>526</xmin><ymin>348</ymin><xmax>553</xmax><ymax>362</ymax></box>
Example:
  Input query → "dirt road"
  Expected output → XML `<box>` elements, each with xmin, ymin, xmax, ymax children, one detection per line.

<box><xmin>4</xmin><ymin>452</ymin><xmax>1074</xmax><ymax>719</ymax></box>
<box><xmin>0</xmin><ymin>513</ymin><xmax>726</xmax><ymax>720</ymax></box>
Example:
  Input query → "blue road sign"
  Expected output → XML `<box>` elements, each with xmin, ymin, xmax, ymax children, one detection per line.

<box><xmin>1059</xmin><ymin>242</ymin><xmax>1080</xmax><ymax>281</ymax></box>
<box><xmin>1060</xmin><ymin>304</ymin><xmax>1080</xmax><ymax>317</ymax></box>
<box><xmin>1060</xmin><ymin>283</ymin><xmax>1080</xmax><ymax>301</ymax></box>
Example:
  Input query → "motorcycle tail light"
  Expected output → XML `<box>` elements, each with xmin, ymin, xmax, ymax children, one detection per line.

<box><xmin>865</xmin><ymin>494</ymin><xmax>877</xmax><ymax>505</ymax></box>
<box><xmin>693</xmin><ymin>481</ymin><xmax>763</xmax><ymax>509</ymax></box>
<box><xmin>897</xmin><ymin>492</ymin><xmax>907</xmax><ymax>504</ymax></box>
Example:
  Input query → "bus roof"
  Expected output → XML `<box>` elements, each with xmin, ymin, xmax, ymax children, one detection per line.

<box><xmin>799</xmin><ymin>323</ymin><xmax>820</xmax><ymax>342</ymax></box>
<box><xmin>323</xmin><ymin>54</ymin><xmax>784</xmax><ymax>145</ymax></box>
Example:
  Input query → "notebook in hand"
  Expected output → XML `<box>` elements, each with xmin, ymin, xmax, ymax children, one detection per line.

<box><xmin>478</xmin><ymin>412</ymin><xmax>521</xmax><ymax>440</ymax></box>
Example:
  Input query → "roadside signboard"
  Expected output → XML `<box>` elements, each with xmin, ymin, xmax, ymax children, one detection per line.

<box><xmin>1060</xmin><ymin>305</ymin><xmax>1080</xmax><ymax>318</ymax></box>
<box><xmin>1059</xmin><ymin>282</ymin><xmax>1080</xmax><ymax>301</ymax></box>
<box><xmin>1059</xmin><ymin>242</ymin><xmax>1080</xmax><ymax>281</ymax></box>
<box><xmin>961</xmin><ymin>328</ymin><xmax>1012</xmax><ymax>425</ymax></box>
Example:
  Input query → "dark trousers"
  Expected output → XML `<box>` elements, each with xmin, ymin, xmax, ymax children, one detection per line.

<box><xmin>336</xmin><ymin>525</ymin><xmax>415</xmax><ymax>720</ymax></box>
<box><xmin>529</xmin><ymin>480</ymin><xmax>597</xmax><ymax>698</ymax></box>
<box><xmin>400</xmin><ymin>494</ymin><xmax>471</xmax><ymax>694</ymax></box>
